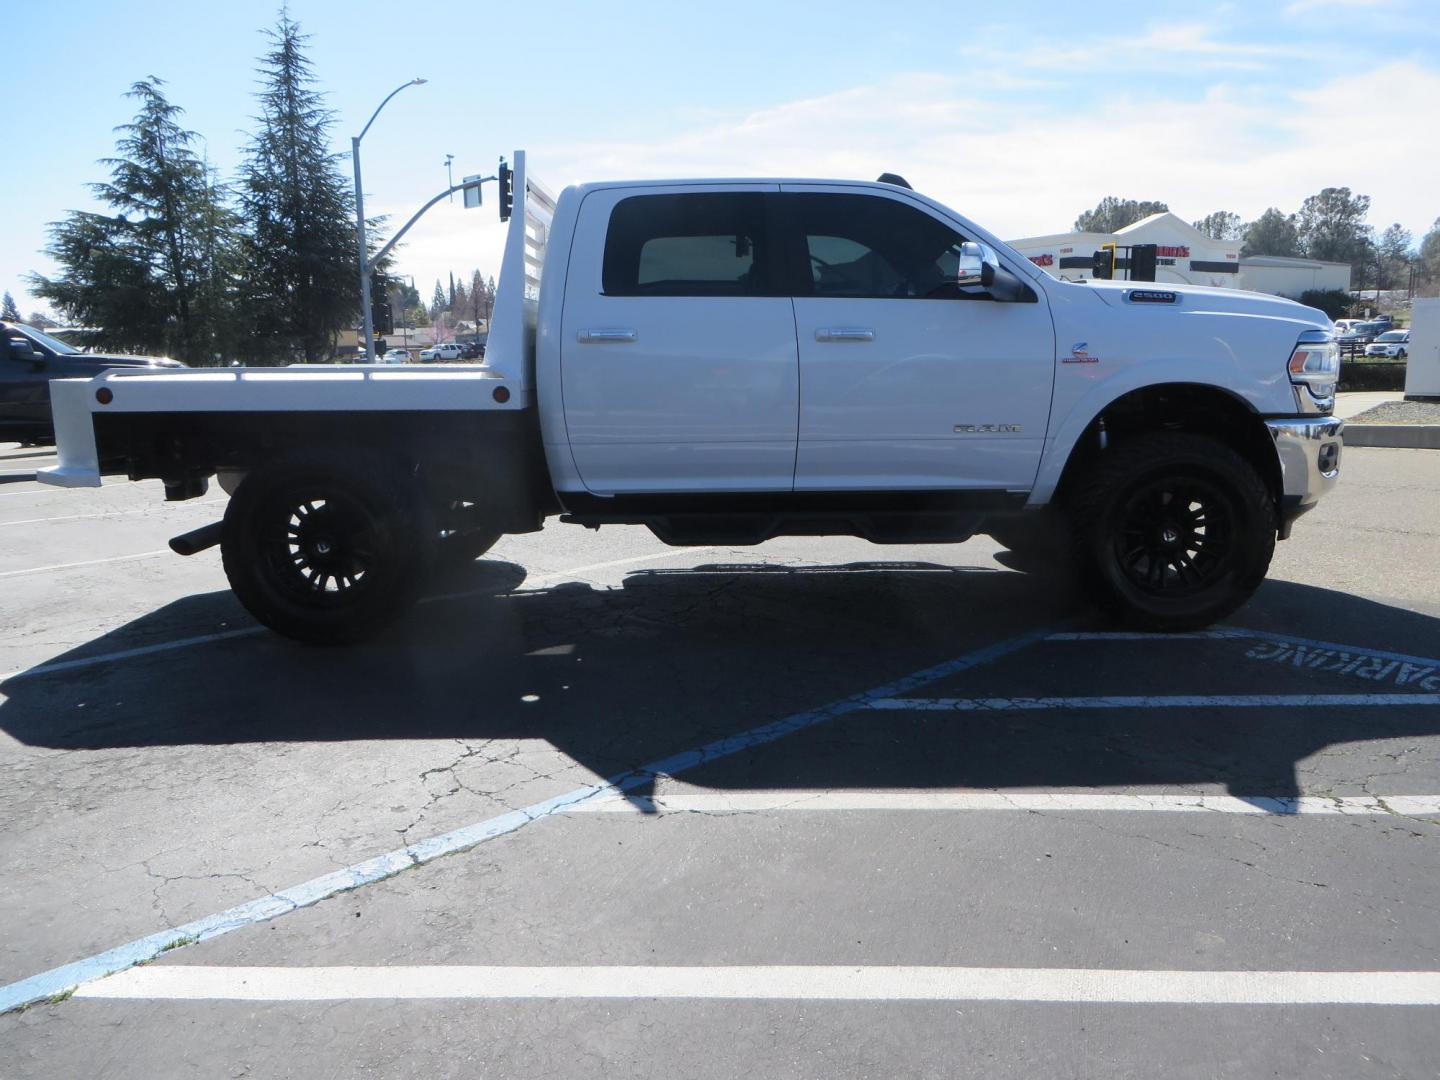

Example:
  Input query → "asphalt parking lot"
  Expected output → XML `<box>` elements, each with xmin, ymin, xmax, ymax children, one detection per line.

<box><xmin>3</xmin><ymin>440</ymin><xmax>1440</xmax><ymax>1079</ymax></box>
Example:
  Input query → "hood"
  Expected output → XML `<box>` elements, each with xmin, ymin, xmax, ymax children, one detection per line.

<box><xmin>1080</xmin><ymin>280</ymin><xmax>1331</xmax><ymax>330</ymax></box>
<box><xmin>72</xmin><ymin>353</ymin><xmax>187</xmax><ymax>369</ymax></box>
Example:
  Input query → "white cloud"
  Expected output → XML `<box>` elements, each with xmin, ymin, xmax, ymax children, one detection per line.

<box><xmin>1009</xmin><ymin>22</ymin><xmax>1304</xmax><ymax>71</ymax></box>
<box><xmin>1285</xmin><ymin>0</ymin><xmax>1394</xmax><ymax>13</ymax></box>
<box><xmin>339</xmin><ymin>60</ymin><xmax>1440</xmax><ymax>300</ymax></box>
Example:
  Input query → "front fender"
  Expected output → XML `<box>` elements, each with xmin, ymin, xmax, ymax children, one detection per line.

<box><xmin>1029</xmin><ymin>366</ymin><xmax>1275</xmax><ymax>506</ymax></box>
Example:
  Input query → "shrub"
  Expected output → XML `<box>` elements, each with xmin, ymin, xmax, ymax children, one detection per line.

<box><xmin>1298</xmin><ymin>289</ymin><xmax>1355</xmax><ymax>320</ymax></box>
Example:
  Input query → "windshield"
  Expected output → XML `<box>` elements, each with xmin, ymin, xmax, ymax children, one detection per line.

<box><xmin>1376</xmin><ymin>331</ymin><xmax>1405</xmax><ymax>341</ymax></box>
<box><xmin>11</xmin><ymin>323</ymin><xmax>81</xmax><ymax>355</ymax></box>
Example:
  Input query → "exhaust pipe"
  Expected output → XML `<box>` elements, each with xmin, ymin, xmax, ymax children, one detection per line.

<box><xmin>169</xmin><ymin>521</ymin><xmax>224</xmax><ymax>557</ymax></box>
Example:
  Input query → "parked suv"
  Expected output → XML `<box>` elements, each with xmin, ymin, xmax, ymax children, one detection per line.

<box><xmin>1364</xmin><ymin>329</ymin><xmax>1410</xmax><ymax>358</ymax></box>
<box><xmin>0</xmin><ymin>322</ymin><xmax>184</xmax><ymax>444</ymax></box>
<box><xmin>419</xmin><ymin>343</ymin><xmax>465</xmax><ymax>362</ymax></box>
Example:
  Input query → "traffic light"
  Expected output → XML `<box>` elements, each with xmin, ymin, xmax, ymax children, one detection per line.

<box><xmin>1091</xmin><ymin>248</ymin><xmax>1115</xmax><ymax>280</ymax></box>
<box><xmin>498</xmin><ymin>157</ymin><xmax>513</xmax><ymax>222</ymax></box>
<box><xmin>1129</xmin><ymin>244</ymin><xmax>1158</xmax><ymax>282</ymax></box>
<box><xmin>370</xmin><ymin>296</ymin><xmax>393</xmax><ymax>335</ymax></box>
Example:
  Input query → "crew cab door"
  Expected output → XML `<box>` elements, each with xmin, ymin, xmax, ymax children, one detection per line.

<box><xmin>780</xmin><ymin>187</ymin><xmax>1054</xmax><ymax>491</ymax></box>
<box><xmin>0</xmin><ymin>329</ymin><xmax>52</xmax><ymax>429</ymax></box>
<box><xmin>559</xmin><ymin>186</ymin><xmax>798</xmax><ymax>493</ymax></box>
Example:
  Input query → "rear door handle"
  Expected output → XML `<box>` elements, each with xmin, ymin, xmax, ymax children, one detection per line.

<box><xmin>577</xmin><ymin>328</ymin><xmax>638</xmax><ymax>344</ymax></box>
<box><xmin>814</xmin><ymin>327</ymin><xmax>874</xmax><ymax>342</ymax></box>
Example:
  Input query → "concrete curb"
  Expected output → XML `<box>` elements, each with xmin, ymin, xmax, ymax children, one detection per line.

<box><xmin>1344</xmin><ymin>425</ymin><xmax>1440</xmax><ymax>450</ymax></box>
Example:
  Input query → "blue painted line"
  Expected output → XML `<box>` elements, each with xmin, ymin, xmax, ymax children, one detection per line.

<box><xmin>0</xmin><ymin>623</ymin><xmax>1057</xmax><ymax>1014</ymax></box>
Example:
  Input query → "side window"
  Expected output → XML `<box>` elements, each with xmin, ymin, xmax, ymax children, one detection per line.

<box><xmin>602</xmin><ymin>193</ymin><xmax>770</xmax><ymax>297</ymax></box>
<box><xmin>783</xmin><ymin>193</ymin><xmax>969</xmax><ymax>299</ymax></box>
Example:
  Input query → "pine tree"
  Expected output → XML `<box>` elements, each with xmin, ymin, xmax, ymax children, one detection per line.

<box><xmin>30</xmin><ymin>78</ymin><xmax>238</xmax><ymax>363</ymax></box>
<box><xmin>1</xmin><ymin>292</ymin><xmax>20</xmax><ymax>321</ymax></box>
<box><xmin>237</xmin><ymin>12</ymin><xmax>358</xmax><ymax>363</ymax></box>
<box><xmin>431</xmin><ymin>280</ymin><xmax>446</xmax><ymax>317</ymax></box>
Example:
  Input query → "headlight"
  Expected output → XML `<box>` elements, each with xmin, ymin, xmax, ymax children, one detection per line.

<box><xmin>1289</xmin><ymin>331</ymin><xmax>1338</xmax><ymax>402</ymax></box>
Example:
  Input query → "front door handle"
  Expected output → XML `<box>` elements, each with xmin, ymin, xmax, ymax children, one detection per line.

<box><xmin>577</xmin><ymin>328</ymin><xmax>638</xmax><ymax>344</ymax></box>
<box><xmin>815</xmin><ymin>327</ymin><xmax>875</xmax><ymax>343</ymax></box>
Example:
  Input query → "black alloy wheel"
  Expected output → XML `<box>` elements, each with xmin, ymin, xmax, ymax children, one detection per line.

<box><xmin>1111</xmin><ymin>473</ymin><xmax>1237</xmax><ymax>598</ymax></box>
<box><xmin>258</xmin><ymin>489</ymin><xmax>381</xmax><ymax>605</ymax></box>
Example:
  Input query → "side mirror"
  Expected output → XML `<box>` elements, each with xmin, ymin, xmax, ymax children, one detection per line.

<box><xmin>955</xmin><ymin>241</ymin><xmax>998</xmax><ymax>288</ymax></box>
<box><xmin>10</xmin><ymin>342</ymin><xmax>43</xmax><ymax>365</ymax></box>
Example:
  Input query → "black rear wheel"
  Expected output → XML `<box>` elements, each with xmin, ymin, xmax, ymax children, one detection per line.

<box><xmin>222</xmin><ymin>451</ymin><xmax>434</xmax><ymax>644</ymax></box>
<box><xmin>1069</xmin><ymin>432</ymin><xmax>1276</xmax><ymax>630</ymax></box>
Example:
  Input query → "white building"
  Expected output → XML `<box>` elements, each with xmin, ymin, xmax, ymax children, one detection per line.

<box><xmin>1006</xmin><ymin>212</ymin><xmax>1350</xmax><ymax>299</ymax></box>
<box><xmin>1236</xmin><ymin>255</ymin><xmax>1351</xmax><ymax>297</ymax></box>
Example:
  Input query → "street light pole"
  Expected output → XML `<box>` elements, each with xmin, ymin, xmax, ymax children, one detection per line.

<box><xmin>444</xmin><ymin>154</ymin><xmax>455</xmax><ymax>202</ymax></box>
<box><xmin>353</xmin><ymin>78</ymin><xmax>426</xmax><ymax>363</ymax></box>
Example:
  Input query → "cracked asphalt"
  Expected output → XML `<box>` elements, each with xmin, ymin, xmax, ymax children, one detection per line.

<box><xmin>3</xmin><ymin>442</ymin><xmax>1440</xmax><ymax>1079</ymax></box>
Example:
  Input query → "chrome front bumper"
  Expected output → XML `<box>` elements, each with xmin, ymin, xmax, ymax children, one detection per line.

<box><xmin>1265</xmin><ymin>415</ymin><xmax>1343</xmax><ymax>537</ymax></box>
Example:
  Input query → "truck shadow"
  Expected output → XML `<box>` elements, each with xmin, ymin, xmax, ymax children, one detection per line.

<box><xmin>2</xmin><ymin>557</ymin><xmax>1438</xmax><ymax>803</ymax></box>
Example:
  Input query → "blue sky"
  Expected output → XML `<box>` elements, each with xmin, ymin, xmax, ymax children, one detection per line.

<box><xmin>5</xmin><ymin>0</ymin><xmax>1437</xmax><ymax>319</ymax></box>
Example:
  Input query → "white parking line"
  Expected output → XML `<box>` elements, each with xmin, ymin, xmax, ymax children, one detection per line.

<box><xmin>75</xmin><ymin>964</ymin><xmax>1440</xmax><ymax>1005</ymax></box>
<box><xmin>0</xmin><ymin>602</ymin><xmax>1056</xmax><ymax>1014</ymax></box>
<box><xmin>0</xmin><ymin>547</ymin><xmax>722</xmax><ymax>684</ymax></box>
<box><xmin>567</xmin><ymin>790</ymin><xmax>1440</xmax><ymax>817</ymax></box>
<box><xmin>0</xmin><ymin>549</ymin><xmax>172</xmax><ymax>579</ymax></box>
<box><xmin>871</xmin><ymin>694</ymin><xmax>1440</xmax><ymax>710</ymax></box>
<box><xmin>0</xmin><ymin>628</ymin><xmax>264</xmax><ymax>684</ymax></box>
<box><xmin>0</xmin><ymin>498</ymin><xmax>225</xmax><ymax>527</ymax></box>
<box><xmin>0</xmin><ymin>479</ymin><xmax>161</xmax><ymax>499</ymax></box>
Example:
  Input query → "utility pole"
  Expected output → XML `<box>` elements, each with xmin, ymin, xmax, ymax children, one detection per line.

<box><xmin>352</xmin><ymin>78</ymin><xmax>426</xmax><ymax>363</ymax></box>
<box><xmin>444</xmin><ymin>154</ymin><xmax>455</xmax><ymax>202</ymax></box>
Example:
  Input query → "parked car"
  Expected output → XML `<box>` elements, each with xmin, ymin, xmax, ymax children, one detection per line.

<box><xmin>1</xmin><ymin>321</ymin><xmax>184</xmax><ymax>444</ymax></box>
<box><xmin>1364</xmin><ymin>329</ymin><xmax>1410</xmax><ymax>358</ymax></box>
<box><xmin>381</xmin><ymin>348</ymin><xmax>411</xmax><ymax>364</ymax></box>
<box><xmin>1336</xmin><ymin>321</ymin><xmax>1390</xmax><ymax>355</ymax></box>
<box><xmin>419</xmin><ymin>343</ymin><xmax>465</xmax><ymax>362</ymax></box>
<box><xmin>1332</xmin><ymin>319</ymin><xmax>1363</xmax><ymax>334</ymax></box>
<box><xmin>458</xmin><ymin>342</ymin><xmax>485</xmax><ymax>360</ymax></box>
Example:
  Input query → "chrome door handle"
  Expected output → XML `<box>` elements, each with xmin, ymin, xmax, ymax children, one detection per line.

<box><xmin>814</xmin><ymin>327</ymin><xmax>875</xmax><ymax>342</ymax></box>
<box><xmin>577</xmin><ymin>328</ymin><xmax>637</xmax><ymax>344</ymax></box>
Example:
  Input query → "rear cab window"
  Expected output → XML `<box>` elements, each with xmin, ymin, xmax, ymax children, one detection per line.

<box><xmin>602</xmin><ymin>193</ymin><xmax>774</xmax><ymax>297</ymax></box>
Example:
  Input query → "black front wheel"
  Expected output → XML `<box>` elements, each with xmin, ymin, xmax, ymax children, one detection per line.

<box><xmin>221</xmin><ymin>451</ymin><xmax>434</xmax><ymax>644</ymax></box>
<box><xmin>1068</xmin><ymin>432</ymin><xmax>1276</xmax><ymax>630</ymax></box>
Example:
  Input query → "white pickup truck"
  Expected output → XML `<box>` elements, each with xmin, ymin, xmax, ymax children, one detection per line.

<box><xmin>41</xmin><ymin>152</ymin><xmax>1343</xmax><ymax>643</ymax></box>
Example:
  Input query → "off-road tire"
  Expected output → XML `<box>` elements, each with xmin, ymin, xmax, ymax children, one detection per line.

<box><xmin>221</xmin><ymin>450</ymin><xmax>435</xmax><ymax>644</ymax></box>
<box><xmin>1067</xmin><ymin>431</ymin><xmax>1276</xmax><ymax>631</ymax></box>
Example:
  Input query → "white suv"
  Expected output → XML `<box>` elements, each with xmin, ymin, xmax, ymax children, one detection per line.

<box><xmin>1364</xmin><ymin>329</ymin><xmax>1410</xmax><ymax>358</ymax></box>
<box><xmin>419</xmin><ymin>343</ymin><xmax>465</xmax><ymax>362</ymax></box>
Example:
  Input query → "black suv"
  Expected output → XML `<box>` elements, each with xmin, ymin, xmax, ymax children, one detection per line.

<box><xmin>1</xmin><ymin>322</ymin><xmax>185</xmax><ymax>444</ymax></box>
